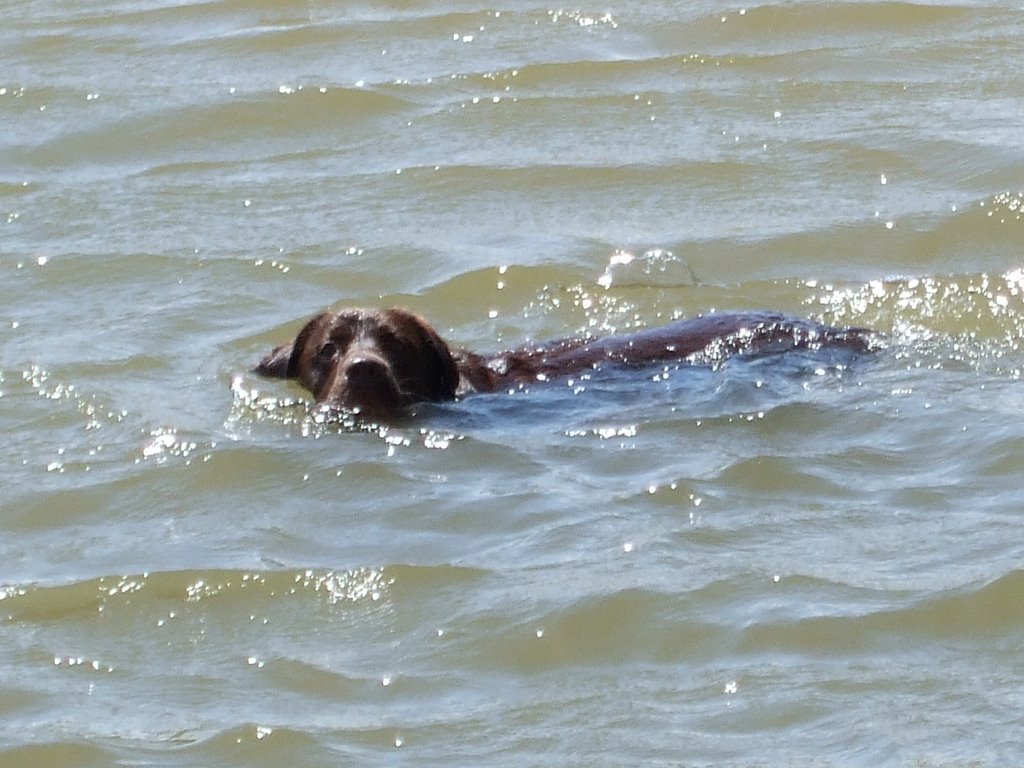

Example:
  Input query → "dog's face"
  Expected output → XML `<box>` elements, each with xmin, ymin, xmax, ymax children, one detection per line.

<box><xmin>255</xmin><ymin>308</ymin><xmax>460</xmax><ymax>419</ymax></box>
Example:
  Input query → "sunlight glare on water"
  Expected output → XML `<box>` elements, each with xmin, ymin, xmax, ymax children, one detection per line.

<box><xmin>2</xmin><ymin>1</ymin><xmax>1024</xmax><ymax>766</ymax></box>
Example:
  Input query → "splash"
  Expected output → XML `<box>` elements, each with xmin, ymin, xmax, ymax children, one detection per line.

<box><xmin>598</xmin><ymin>249</ymin><xmax>698</xmax><ymax>289</ymax></box>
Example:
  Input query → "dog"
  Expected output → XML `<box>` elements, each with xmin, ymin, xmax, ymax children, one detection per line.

<box><xmin>253</xmin><ymin>307</ymin><xmax>873</xmax><ymax>420</ymax></box>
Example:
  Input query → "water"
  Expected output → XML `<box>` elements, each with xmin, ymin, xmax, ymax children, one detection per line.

<box><xmin>2</xmin><ymin>1</ymin><xmax>1023</xmax><ymax>765</ymax></box>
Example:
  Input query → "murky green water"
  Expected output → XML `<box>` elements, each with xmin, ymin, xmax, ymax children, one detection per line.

<box><xmin>2</xmin><ymin>2</ymin><xmax>1023</xmax><ymax>765</ymax></box>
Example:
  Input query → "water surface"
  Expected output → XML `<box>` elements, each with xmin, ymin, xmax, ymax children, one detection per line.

<box><xmin>2</xmin><ymin>1</ymin><xmax>1023</xmax><ymax>765</ymax></box>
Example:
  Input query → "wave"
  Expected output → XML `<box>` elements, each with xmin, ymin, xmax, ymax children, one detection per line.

<box><xmin>0</xmin><ymin>564</ymin><xmax>490</xmax><ymax>621</ymax></box>
<box><xmin>737</xmin><ymin>569</ymin><xmax>1024</xmax><ymax>655</ymax></box>
<box><xmin>24</xmin><ymin>86</ymin><xmax>413</xmax><ymax>171</ymax></box>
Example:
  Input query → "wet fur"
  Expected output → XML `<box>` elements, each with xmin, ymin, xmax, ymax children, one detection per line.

<box><xmin>254</xmin><ymin>307</ymin><xmax>872</xmax><ymax>420</ymax></box>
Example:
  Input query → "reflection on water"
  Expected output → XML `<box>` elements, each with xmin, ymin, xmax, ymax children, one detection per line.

<box><xmin>2</xmin><ymin>0</ymin><xmax>1023</xmax><ymax>765</ymax></box>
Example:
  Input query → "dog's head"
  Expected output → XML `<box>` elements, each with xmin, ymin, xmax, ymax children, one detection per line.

<box><xmin>254</xmin><ymin>308</ymin><xmax>460</xmax><ymax>419</ymax></box>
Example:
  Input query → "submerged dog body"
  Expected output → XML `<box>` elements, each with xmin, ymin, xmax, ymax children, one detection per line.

<box><xmin>254</xmin><ymin>307</ymin><xmax>873</xmax><ymax>419</ymax></box>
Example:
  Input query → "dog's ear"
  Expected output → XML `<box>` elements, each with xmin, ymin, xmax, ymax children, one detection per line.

<box><xmin>253</xmin><ymin>312</ymin><xmax>334</xmax><ymax>380</ymax></box>
<box><xmin>253</xmin><ymin>341</ymin><xmax>294</xmax><ymax>378</ymax></box>
<box><xmin>385</xmin><ymin>309</ymin><xmax>460</xmax><ymax>401</ymax></box>
<box><xmin>423</xmin><ymin>324</ymin><xmax>461</xmax><ymax>400</ymax></box>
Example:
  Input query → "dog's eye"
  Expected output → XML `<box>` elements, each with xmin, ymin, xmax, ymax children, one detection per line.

<box><xmin>379</xmin><ymin>331</ymin><xmax>412</xmax><ymax>356</ymax></box>
<box><xmin>317</xmin><ymin>342</ymin><xmax>337</xmax><ymax>362</ymax></box>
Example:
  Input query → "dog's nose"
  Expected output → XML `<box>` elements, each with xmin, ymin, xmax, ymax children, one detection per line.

<box><xmin>344</xmin><ymin>357</ymin><xmax>390</xmax><ymax>388</ymax></box>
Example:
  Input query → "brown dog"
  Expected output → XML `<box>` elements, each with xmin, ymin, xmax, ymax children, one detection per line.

<box><xmin>253</xmin><ymin>307</ymin><xmax>872</xmax><ymax>420</ymax></box>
